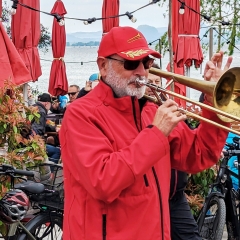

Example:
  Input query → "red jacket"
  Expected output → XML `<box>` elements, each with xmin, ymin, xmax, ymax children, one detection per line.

<box><xmin>60</xmin><ymin>81</ymin><xmax>228</xmax><ymax>240</ymax></box>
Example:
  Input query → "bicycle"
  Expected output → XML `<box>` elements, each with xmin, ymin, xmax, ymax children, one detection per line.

<box><xmin>15</xmin><ymin>162</ymin><xmax>64</xmax><ymax>240</ymax></box>
<box><xmin>0</xmin><ymin>163</ymin><xmax>64</xmax><ymax>240</ymax></box>
<box><xmin>0</xmin><ymin>164</ymin><xmax>41</xmax><ymax>240</ymax></box>
<box><xmin>197</xmin><ymin>137</ymin><xmax>240</xmax><ymax>240</ymax></box>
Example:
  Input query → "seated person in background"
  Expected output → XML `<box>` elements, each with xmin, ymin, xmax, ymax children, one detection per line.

<box><xmin>77</xmin><ymin>73</ymin><xmax>100</xmax><ymax>99</ymax></box>
<box><xmin>59</xmin><ymin>95</ymin><xmax>68</xmax><ymax>109</ymax></box>
<box><xmin>32</xmin><ymin>93</ymin><xmax>52</xmax><ymax>136</ymax></box>
<box><xmin>49</xmin><ymin>97</ymin><xmax>66</xmax><ymax>115</ymax></box>
<box><xmin>32</xmin><ymin>93</ymin><xmax>61</xmax><ymax>164</ymax></box>
<box><xmin>145</xmin><ymin>64</ymin><xmax>162</xmax><ymax>97</ymax></box>
<box><xmin>27</xmin><ymin>84</ymin><xmax>35</xmax><ymax>106</ymax></box>
<box><xmin>66</xmin><ymin>85</ymin><xmax>80</xmax><ymax>107</ymax></box>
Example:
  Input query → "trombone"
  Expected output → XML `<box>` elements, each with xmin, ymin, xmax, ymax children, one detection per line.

<box><xmin>137</xmin><ymin>67</ymin><xmax>240</xmax><ymax>135</ymax></box>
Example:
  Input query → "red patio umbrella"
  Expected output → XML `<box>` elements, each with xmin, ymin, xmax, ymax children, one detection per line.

<box><xmin>11</xmin><ymin>0</ymin><xmax>42</xmax><ymax>82</ymax></box>
<box><xmin>0</xmin><ymin>22</ymin><xmax>31</xmax><ymax>86</ymax></box>
<box><xmin>48</xmin><ymin>0</ymin><xmax>68</xmax><ymax>96</ymax></box>
<box><xmin>0</xmin><ymin>0</ymin><xmax>2</xmax><ymax>18</ymax></box>
<box><xmin>173</xmin><ymin>0</ymin><xmax>203</xmax><ymax>68</ymax></box>
<box><xmin>166</xmin><ymin>62</ymin><xmax>186</xmax><ymax>107</ymax></box>
<box><xmin>102</xmin><ymin>0</ymin><xmax>119</xmax><ymax>34</ymax></box>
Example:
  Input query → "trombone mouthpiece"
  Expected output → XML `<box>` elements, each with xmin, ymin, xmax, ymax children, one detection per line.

<box><xmin>135</xmin><ymin>78</ymin><xmax>147</xmax><ymax>87</ymax></box>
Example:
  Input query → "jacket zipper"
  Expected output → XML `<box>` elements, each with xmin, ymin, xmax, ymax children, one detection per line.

<box><xmin>102</xmin><ymin>214</ymin><xmax>107</xmax><ymax>240</ymax></box>
<box><xmin>131</xmin><ymin>97</ymin><xmax>141</xmax><ymax>132</ymax></box>
<box><xmin>152</xmin><ymin>167</ymin><xmax>164</xmax><ymax>240</ymax></box>
<box><xmin>132</xmin><ymin>98</ymin><xmax>164</xmax><ymax>239</ymax></box>
<box><xmin>132</xmin><ymin>98</ymin><xmax>149</xmax><ymax>187</ymax></box>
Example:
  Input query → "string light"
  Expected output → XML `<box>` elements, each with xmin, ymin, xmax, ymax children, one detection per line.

<box><xmin>83</xmin><ymin>18</ymin><xmax>97</xmax><ymax>25</ymax></box>
<box><xmin>149</xmin><ymin>0</ymin><xmax>160</xmax><ymax>3</ymax></box>
<box><xmin>125</xmin><ymin>12</ymin><xmax>137</xmax><ymax>23</ymax></box>
<box><xmin>10</xmin><ymin>0</ymin><xmax>159</xmax><ymax>25</ymax></box>
<box><xmin>52</xmin><ymin>13</ymin><xmax>65</xmax><ymax>26</ymax></box>
<box><xmin>179</xmin><ymin>2</ymin><xmax>185</xmax><ymax>15</ymax></box>
<box><xmin>10</xmin><ymin>0</ymin><xmax>18</xmax><ymax>15</ymax></box>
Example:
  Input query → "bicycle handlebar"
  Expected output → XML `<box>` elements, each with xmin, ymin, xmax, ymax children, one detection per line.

<box><xmin>0</xmin><ymin>164</ymin><xmax>34</xmax><ymax>177</ymax></box>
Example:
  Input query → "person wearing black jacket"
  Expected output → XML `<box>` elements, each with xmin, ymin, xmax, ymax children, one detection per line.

<box><xmin>169</xmin><ymin>170</ymin><xmax>201</xmax><ymax>239</ymax></box>
<box><xmin>32</xmin><ymin>93</ymin><xmax>52</xmax><ymax>136</ymax></box>
<box><xmin>32</xmin><ymin>93</ymin><xmax>61</xmax><ymax>163</ymax></box>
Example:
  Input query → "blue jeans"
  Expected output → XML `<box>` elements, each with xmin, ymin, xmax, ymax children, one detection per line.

<box><xmin>46</xmin><ymin>144</ymin><xmax>61</xmax><ymax>164</ymax></box>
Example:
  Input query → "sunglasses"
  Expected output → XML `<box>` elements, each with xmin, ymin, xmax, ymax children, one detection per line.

<box><xmin>68</xmin><ymin>92</ymin><xmax>78</xmax><ymax>96</ymax></box>
<box><xmin>106</xmin><ymin>56</ymin><xmax>154</xmax><ymax>71</ymax></box>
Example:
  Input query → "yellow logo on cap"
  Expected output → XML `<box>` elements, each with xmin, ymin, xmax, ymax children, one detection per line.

<box><xmin>127</xmin><ymin>33</ymin><xmax>142</xmax><ymax>43</ymax></box>
<box><xmin>121</xmin><ymin>49</ymin><xmax>150</xmax><ymax>58</ymax></box>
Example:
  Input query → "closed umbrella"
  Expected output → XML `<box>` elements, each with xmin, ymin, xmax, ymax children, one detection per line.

<box><xmin>0</xmin><ymin>0</ymin><xmax>2</xmax><ymax>19</ymax></box>
<box><xmin>11</xmin><ymin>0</ymin><xmax>42</xmax><ymax>82</ymax></box>
<box><xmin>48</xmin><ymin>0</ymin><xmax>68</xmax><ymax>96</ymax></box>
<box><xmin>102</xmin><ymin>0</ymin><xmax>119</xmax><ymax>34</ymax></box>
<box><xmin>173</xmin><ymin>0</ymin><xmax>203</xmax><ymax>68</ymax></box>
<box><xmin>166</xmin><ymin>62</ymin><xmax>186</xmax><ymax>107</ymax></box>
<box><xmin>0</xmin><ymin>22</ymin><xmax>31</xmax><ymax>86</ymax></box>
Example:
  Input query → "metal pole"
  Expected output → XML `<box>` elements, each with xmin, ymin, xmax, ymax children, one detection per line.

<box><xmin>209</xmin><ymin>27</ymin><xmax>214</xmax><ymax>60</ymax></box>
<box><xmin>169</xmin><ymin>0</ymin><xmax>174</xmax><ymax>93</ymax></box>
<box><xmin>158</xmin><ymin>38</ymin><xmax>162</xmax><ymax>69</ymax></box>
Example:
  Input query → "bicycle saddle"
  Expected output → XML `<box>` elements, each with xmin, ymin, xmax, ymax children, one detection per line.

<box><xmin>15</xmin><ymin>181</ymin><xmax>45</xmax><ymax>194</ymax></box>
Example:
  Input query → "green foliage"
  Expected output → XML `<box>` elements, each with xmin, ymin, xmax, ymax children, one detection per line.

<box><xmin>0</xmin><ymin>81</ymin><xmax>47</xmax><ymax>236</ymax></box>
<box><xmin>185</xmin><ymin>164</ymin><xmax>219</xmax><ymax>217</ymax></box>
<box><xmin>0</xmin><ymin>81</ymin><xmax>47</xmax><ymax>191</ymax></box>
<box><xmin>39</xmin><ymin>24</ymin><xmax>51</xmax><ymax>53</ymax></box>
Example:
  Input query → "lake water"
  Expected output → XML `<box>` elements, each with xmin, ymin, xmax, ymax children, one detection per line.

<box><xmin>32</xmin><ymin>46</ymin><xmax>240</xmax><ymax>101</ymax></box>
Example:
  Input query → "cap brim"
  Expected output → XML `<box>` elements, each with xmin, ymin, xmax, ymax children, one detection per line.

<box><xmin>117</xmin><ymin>47</ymin><xmax>161</xmax><ymax>60</ymax></box>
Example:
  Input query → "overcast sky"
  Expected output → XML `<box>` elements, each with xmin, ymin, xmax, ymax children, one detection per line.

<box><xmin>39</xmin><ymin>0</ymin><xmax>169</xmax><ymax>33</ymax></box>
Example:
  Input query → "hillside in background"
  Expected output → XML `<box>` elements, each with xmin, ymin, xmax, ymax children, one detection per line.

<box><xmin>66</xmin><ymin>24</ymin><xmax>219</xmax><ymax>45</ymax></box>
<box><xmin>66</xmin><ymin>25</ymin><xmax>168</xmax><ymax>44</ymax></box>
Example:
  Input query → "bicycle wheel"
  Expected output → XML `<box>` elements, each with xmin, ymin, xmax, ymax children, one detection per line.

<box><xmin>17</xmin><ymin>212</ymin><xmax>63</xmax><ymax>240</ymax></box>
<box><xmin>197</xmin><ymin>196</ymin><xmax>226</xmax><ymax>240</ymax></box>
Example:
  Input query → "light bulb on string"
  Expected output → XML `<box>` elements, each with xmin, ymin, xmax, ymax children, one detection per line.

<box><xmin>126</xmin><ymin>12</ymin><xmax>137</xmax><ymax>23</ymax></box>
<box><xmin>10</xmin><ymin>0</ymin><xmax>18</xmax><ymax>15</ymax></box>
<box><xmin>59</xmin><ymin>19</ymin><xmax>65</xmax><ymax>26</ymax></box>
<box><xmin>83</xmin><ymin>18</ymin><xmax>96</xmax><ymax>25</ymax></box>
<box><xmin>53</xmin><ymin>14</ymin><xmax>65</xmax><ymax>26</ymax></box>
<box><xmin>179</xmin><ymin>2</ymin><xmax>185</xmax><ymax>14</ymax></box>
<box><xmin>10</xmin><ymin>8</ymin><xmax>17</xmax><ymax>15</ymax></box>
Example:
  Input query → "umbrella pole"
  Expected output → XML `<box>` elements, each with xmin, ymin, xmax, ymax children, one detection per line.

<box><xmin>185</xmin><ymin>66</ymin><xmax>191</xmax><ymax>99</ymax></box>
<box><xmin>168</xmin><ymin>0</ymin><xmax>174</xmax><ymax>94</ymax></box>
<box><xmin>23</xmin><ymin>83</ymin><xmax>28</xmax><ymax>106</ymax></box>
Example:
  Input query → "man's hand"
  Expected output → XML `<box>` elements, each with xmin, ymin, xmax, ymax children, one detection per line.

<box><xmin>152</xmin><ymin>99</ymin><xmax>187</xmax><ymax>136</ymax></box>
<box><xmin>84</xmin><ymin>81</ymin><xmax>92</xmax><ymax>92</ymax></box>
<box><xmin>204</xmin><ymin>51</ymin><xmax>233</xmax><ymax>82</ymax></box>
<box><xmin>203</xmin><ymin>51</ymin><xmax>233</xmax><ymax>103</ymax></box>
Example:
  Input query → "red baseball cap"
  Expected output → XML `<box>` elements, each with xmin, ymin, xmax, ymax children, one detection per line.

<box><xmin>98</xmin><ymin>26</ymin><xmax>161</xmax><ymax>60</ymax></box>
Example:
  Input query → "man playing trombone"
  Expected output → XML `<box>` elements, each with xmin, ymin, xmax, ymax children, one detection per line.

<box><xmin>60</xmin><ymin>26</ymin><xmax>232</xmax><ymax>240</ymax></box>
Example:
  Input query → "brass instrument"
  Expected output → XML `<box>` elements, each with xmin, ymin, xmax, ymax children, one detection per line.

<box><xmin>138</xmin><ymin>67</ymin><xmax>240</xmax><ymax>135</ymax></box>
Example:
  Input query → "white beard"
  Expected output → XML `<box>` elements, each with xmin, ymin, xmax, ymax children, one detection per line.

<box><xmin>104</xmin><ymin>60</ymin><xmax>147</xmax><ymax>99</ymax></box>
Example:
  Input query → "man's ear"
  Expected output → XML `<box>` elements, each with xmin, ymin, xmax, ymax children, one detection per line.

<box><xmin>97</xmin><ymin>57</ymin><xmax>107</xmax><ymax>79</ymax></box>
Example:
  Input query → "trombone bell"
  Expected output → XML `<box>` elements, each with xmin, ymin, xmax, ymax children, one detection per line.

<box><xmin>149</xmin><ymin>67</ymin><xmax>240</xmax><ymax>123</ymax></box>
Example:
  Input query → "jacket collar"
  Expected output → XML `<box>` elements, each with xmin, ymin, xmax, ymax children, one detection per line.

<box><xmin>35</xmin><ymin>101</ymin><xmax>48</xmax><ymax>114</ymax></box>
<box><xmin>94</xmin><ymin>80</ymin><xmax>139</xmax><ymax>112</ymax></box>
